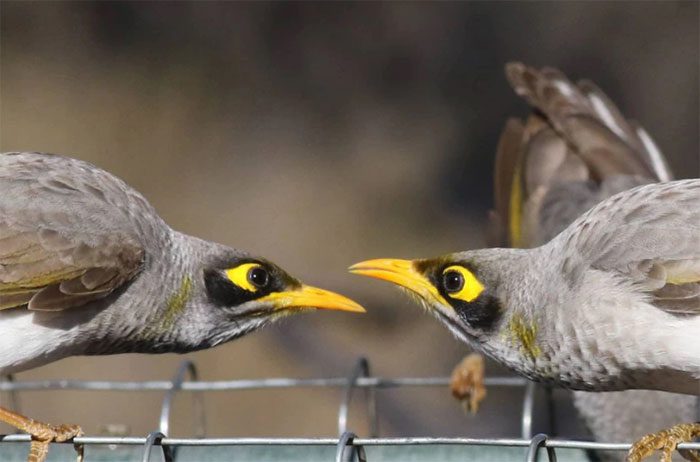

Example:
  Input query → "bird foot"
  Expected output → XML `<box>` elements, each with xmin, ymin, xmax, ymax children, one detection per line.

<box><xmin>449</xmin><ymin>353</ymin><xmax>487</xmax><ymax>414</ymax></box>
<box><xmin>626</xmin><ymin>423</ymin><xmax>700</xmax><ymax>462</ymax></box>
<box><xmin>27</xmin><ymin>421</ymin><xmax>83</xmax><ymax>462</ymax></box>
<box><xmin>0</xmin><ymin>406</ymin><xmax>83</xmax><ymax>462</ymax></box>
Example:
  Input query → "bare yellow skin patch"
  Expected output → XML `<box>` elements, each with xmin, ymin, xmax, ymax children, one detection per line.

<box><xmin>225</xmin><ymin>263</ymin><xmax>261</xmax><ymax>292</ymax></box>
<box><xmin>443</xmin><ymin>265</ymin><xmax>485</xmax><ymax>302</ymax></box>
<box><xmin>505</xmin><ymin>313</ymin><xmax>541</xmax><ymax>360</ymax></box>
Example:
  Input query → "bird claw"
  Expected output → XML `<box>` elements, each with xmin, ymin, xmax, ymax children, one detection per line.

<box><xmin>449</xmin><ymin>353</ymin><xmax>487</xmax><ymax>414</ymax></box>
<box><xmin>626</xmin><ymin>423</ymin><xmax>700</xmax><ymax>462</ymax></box>
<box><xmin>25</xmin><ymin>421</ymin><xmax>83</xmax><ymax>462</ymax></box>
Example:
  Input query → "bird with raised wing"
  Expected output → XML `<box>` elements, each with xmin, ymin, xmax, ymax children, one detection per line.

<box><xmin>0</xmin><ymin>152</ymin><xmax>365</xmax><ymax>462</ymax></box>
<box><xmin>350</xmin><ymin>66</ymin><xmax>700</xmax><ymax>460</ymax></box>
<box><xmin>352</xmin><ymin>181</ymin><xmax>700</xmax><ymax>462</ymax></box>
<box><xmin>452</xmin><ymin>62</ymin><xmax>698</xmax><ymax>462</ymax></box>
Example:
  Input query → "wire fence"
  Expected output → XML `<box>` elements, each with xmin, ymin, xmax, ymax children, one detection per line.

<box><xmin>0</xmin><ymin>357</ymin><xmax>698</xmax><ymax>462</ymax></box>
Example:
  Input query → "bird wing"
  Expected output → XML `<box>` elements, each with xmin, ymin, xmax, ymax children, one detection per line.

<box><xmin>0</xmin><ymin>153</ymin><xmax>147</xmax><ymax>311</ymax></box>
<box><xmin>492</xmin><ymin>62</ymin><xmax>666</xmax><ymax>248</ymax></box>
<box><xmin>564</xmin><ymin>179</ymin><xmax>700</xmax><ymax>316</ymax></box>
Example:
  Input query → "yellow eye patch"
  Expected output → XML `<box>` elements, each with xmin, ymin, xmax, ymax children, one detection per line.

<box><xmin>225</xmin><ymin>263</ymin><xmax>261</xmax><ymax>292</ymax></box>
<box><xmin>442</xmin><ymin>265</ymin><xmax>484</xmax><ymax>302</ymax></box>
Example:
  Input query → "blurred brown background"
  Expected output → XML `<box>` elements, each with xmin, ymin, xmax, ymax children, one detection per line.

<box><xmin>0</xmin><ymin>0</ymin><xmax>698</xmax><ymax>441</ymax></box>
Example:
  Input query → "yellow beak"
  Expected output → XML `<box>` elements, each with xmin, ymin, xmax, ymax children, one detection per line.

<box><xmin>258</xmin><ymin>284</ymin><xmax>366</xmax><ymax>313</ymax></box>
<box><xmin>348</xmin><ymin>258</ymin><xmax>442</xmax><ymax>302</ymax></box>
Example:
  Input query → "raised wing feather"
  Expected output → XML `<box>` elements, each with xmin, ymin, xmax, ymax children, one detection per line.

<box><xmin>505</xmin><ymin>62</ymin><xmax>654</xmax><ymax>179</ymax></box>
<box><xmin>493</xmin><ymin>63</ymin><xmax>664</xmax><ymax>249</ymax></box>
<box><xmin>561</xmin><ymin>180</ymin><xmax>700</xmax><ymax>315</ymax></box>
<box><xmin>0</xmin><ymin>152</ymin><xmax>150</xmax><ymax>311</ymax></box>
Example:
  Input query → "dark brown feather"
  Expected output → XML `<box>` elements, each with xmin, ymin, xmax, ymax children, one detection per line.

<box><xmin>28</xmin><ymin>283</ymin><xmax>113</xmax><ymax>311</ymax></box>
<box><xmin>491</xmin><ymin>62</ymin><xmax>665</xmax><ymax>250</ymax></box>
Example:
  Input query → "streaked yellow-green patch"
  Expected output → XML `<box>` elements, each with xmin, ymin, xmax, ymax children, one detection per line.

<box><xmin>504</xmin><ymin>313</ymin><xmax>541</xmax><ymax>360</ymax></box>
<box><xmin>161</xmin><ymin>275</ymin><xmax>193</xmax><ymax>328</ymax></box>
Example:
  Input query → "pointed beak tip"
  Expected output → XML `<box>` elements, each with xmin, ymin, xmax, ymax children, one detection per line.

<box><xmin>317</xmin><ymin>293</ymin><xmax>367</xmax><ymax>314</ymax></box>
<box><xmin>347</xmin><ymin>261</ymin><xmax>369</xmax><ymax>272</ymax></box>
<box><xmin>312</xmin><ymin>299</ymin><xmax>367</xmax><ymax>314</ymax></box>
<box><xmin>343</xmin><ymin>302</ymin><xmax>367</xmax><ymax>314</ymax></box>
<box><xmin>292</xmin><ymin>285</ymin><xmax>367</xmax><ymax>314</ymax></box>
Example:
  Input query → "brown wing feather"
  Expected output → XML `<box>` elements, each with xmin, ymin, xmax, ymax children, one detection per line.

<box><xmin>653</xmin><ymin>280</ymin><xmax>700</xmax><ymax>315</ymax></box>
<box><xmin>0</xmin><ymin>153</ymin><xmax>149</xmax><ymax>311</ymax></box>
<box><xmin>0</xmin><ymin>292</ymin><xmax>36</xmax><ymax>310</ymax></box>
<box><xmin>491</xmin><ymin>62</ymin><xmax>665</xmax><ymax>249</ymax></box>
<box><xmin>0</xmin><ymin>223</ymin><xmax>143</xmax><ymax>311</ymax></box>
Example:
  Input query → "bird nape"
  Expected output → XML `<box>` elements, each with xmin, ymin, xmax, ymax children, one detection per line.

<box><xmin>0</xmin><ymin>151</ymin><xmax>365</xmax><ymax>462</ymax></box>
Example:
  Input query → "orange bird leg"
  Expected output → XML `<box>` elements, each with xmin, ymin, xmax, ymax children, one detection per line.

<box><xmin>449</xmin><ymin>353</ymin><xmax>487</xmax><ymax>414</ymax></box>
<box><xmin>0</xmin><ymin>406</ymin><xmax>83</xmax><ymax>462</ymax></box>
<box><xmin>627</xmin><ymin>423</ymin><xmax>700</xmax><ymax>462</ymax></box>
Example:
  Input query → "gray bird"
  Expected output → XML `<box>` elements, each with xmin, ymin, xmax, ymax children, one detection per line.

<box><xmin>0</xmin><ymin>152</ymin><xmax>364</xmax><ymax>462</ymax></box>
<box><xmin>350</xmin><ymin>68</ymin><xmax>700</xmax><ymax>461</ymax></box>
<box><xmin>483</xmin><ymin>62</ymin><xmax>698</xmax><ymax>462</ymax></box>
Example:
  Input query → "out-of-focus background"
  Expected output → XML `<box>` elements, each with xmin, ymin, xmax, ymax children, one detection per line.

<box><xmin>0</xmin><ymin>0</ymin><xmax>698</xmax><ymax>441</ymax></box>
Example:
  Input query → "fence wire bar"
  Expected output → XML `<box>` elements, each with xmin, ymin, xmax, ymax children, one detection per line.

<box><xmin>521</xmin><ymin>381</ymin><xmax>536</xmax><ymax>439</ymax></box>
<box><xmin>336</xmin><ymin>432</ymin><xmax>367</xmax><ymax>462</ymax></box>
<box><xmin>0</xmin><ymin>374</ymin><xmax>20</xmax><ymax>415</ymax></box>
<box><xmin>3</xmin><ymin>360</ymin><xmax>694</xmax><ymax>460</ymax></box>
<box><xmin>141</xmin><ymin>431</ymin><xmax>171</xmax><ymax>462</ymax></box>
<box><xmin>158</xmin><ymin>360</ymin><xmax>206</xmax><ymax>438</ymax></box>
<box><xmin>338</xmin><ymin>357</ymin><xmax>378</xmax><ymax>437</ymax></box>
<box><xmin>0</xmin><ymin>435</ymin><xmax>699</xmax><ymax>451</ymax></box>
<box><xmin>521</xmin><ymin>381</ymin><xmax>556</xmax><ymax>439</ymax></box>
<box><xmin>0</xmin><ymin>376</ymin><xmax>525</xmax><ymax>392</ymax></box>
<box><xmin>526</xmin><ymin>434</ymin><xmax>557</xmax><ymax>462</ymax></box>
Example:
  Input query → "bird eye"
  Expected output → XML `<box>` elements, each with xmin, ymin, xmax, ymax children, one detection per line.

<box><xmin>225</xmin><ymin>263</ymin><xmax>269</xmax><ymax>292</ymax></box>
<box><xmin>247</xmin><ymin>266</ymin><xmax>269</xmax><ymax>288</ymax></box>
<box><xmin>441</xmin><ymin>265</ymin><xmax>485</xmax><ymax>302</ymax></box>
<box><xmin>443</xmin><ymin>270</ymin><xmax>465</xmax><ymax>293</ymax></box>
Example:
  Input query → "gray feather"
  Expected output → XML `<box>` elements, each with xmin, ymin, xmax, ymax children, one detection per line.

<box><xmin>0</xmin><ymin>292</ymin><xmax>36</xmax><ymax>310</ymax></box>
<box><xmin>28</xmin><ymin>284</ymin><xmax>112</xmax><ymax>311</ymax></box>
<box><xmin>0</xmin><ymin>152</ymin><xmax>150</xmax><ymax>310</ymax></box>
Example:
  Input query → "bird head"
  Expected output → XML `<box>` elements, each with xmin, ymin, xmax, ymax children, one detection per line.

<box><xmin>167</xmin><ymin>244</ymin><xmax>365</xmax><ymax>350</ymax></box>
<box><xmin>204</xmin><ymin>257</ymin><xmax>363</xmax><ymax>316</ymax></box>
<box><xmin>349</xmin><ymin>251</ymin><xmax>507</xmax><ymax>343</ymax></box>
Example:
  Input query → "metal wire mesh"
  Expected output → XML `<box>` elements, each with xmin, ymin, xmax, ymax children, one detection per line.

<box><xmin>0</xmin><ymin>357</ymin><xmax>698</xmax><ymax>462</ymax></box>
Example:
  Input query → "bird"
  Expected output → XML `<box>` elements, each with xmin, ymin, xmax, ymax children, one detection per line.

<box><xmin>0</xmin><ymin>151</ymin><xmax>365</xmax><ymax>462</ymax></box>
<box><xmin>451</xmin><ymin>62</ymin><xmax>699</xmax><ymax>461</ymax></box>
<box><xmin>349</xmin><ymin>64</ymin><xmax>700</xmax><ymax>461</ymax></box>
